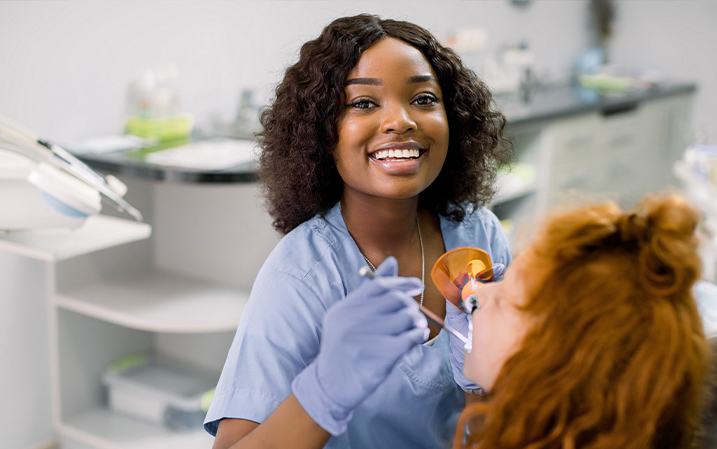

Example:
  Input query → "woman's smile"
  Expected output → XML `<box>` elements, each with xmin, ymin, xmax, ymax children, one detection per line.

<box><xmin>368</xmin><ymin>140</ymin><xmax>428</xmax><ymax>175</ymax></box>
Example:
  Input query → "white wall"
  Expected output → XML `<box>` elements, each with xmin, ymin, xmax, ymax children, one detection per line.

<box><xmin>2</xmin><ymin>1</ymin><xmax>715</xmax><ymax>142</ymax></box>
<box><xmin>0</xmin><ymin>1</ymin><xmax>591</xmax><ymax>142</ymax></box>
<box><xmin>609</xmin><ymin>0</ymin><xmax>717</xmax><ymax>145</ymax></box>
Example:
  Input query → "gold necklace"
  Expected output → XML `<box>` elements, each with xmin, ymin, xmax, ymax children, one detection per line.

<box><xmin>362</xmin><ymin>215</ymin><xmax>425</xmax><ymax>307</ymax></box>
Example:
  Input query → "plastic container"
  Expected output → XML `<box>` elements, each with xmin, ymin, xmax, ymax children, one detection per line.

<box><xmin>125</xmin><ymin>114</ymin><xmax>194</xmax><ymax>142</ymax></box>
<box><xmin>103</xmin><ymin>353</ymin><xmax>217</xmax><ymax>431</ymax></box>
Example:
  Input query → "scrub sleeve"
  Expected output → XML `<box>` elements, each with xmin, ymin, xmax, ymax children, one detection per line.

<box><xmin>204</xmin><ymin>203</ymin><xmax>511</xmax><ymax>449</ymax></box>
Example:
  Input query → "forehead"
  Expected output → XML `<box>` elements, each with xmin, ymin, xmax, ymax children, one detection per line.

<box><xmin>347</xmin><ymin>37</ymin><xmax>437</xmax><ymax>80</ymax></box>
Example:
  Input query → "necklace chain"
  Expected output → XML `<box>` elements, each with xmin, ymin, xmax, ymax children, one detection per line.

<box><xmin>362</xmin><ymin>215</ymin><xmax>425</xmax><ymax>306</ymax></box>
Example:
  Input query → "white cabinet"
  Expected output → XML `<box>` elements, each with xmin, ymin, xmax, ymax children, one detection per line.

<box><xmin>545</xmin><ymin>95</ymin><xmax>692</xmax><ymax>208</ymax></box>
<box><xmin>490</xmin><ymin>122</ymin><xmax>549</xmax><ymax>243</ymax></box>
<box><xmin>491</xmin><ymin>92</ymin><xmax>693</xmax><ymax>245</ymax></box>
<box><xmin>0</xmin><ymin>179</ymin><xmax>279</xmax><ymax>448</ymax></box>
<box><xmin>52</xmin><ymin>179</ymin><xmax>278</xmax><ymax>449</ymax></box>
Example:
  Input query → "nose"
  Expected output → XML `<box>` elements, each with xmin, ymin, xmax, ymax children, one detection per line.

<box><xmin>380</xmin><ymin>102</ymin><xmax>416</xmax><ymax>134</ymax></box>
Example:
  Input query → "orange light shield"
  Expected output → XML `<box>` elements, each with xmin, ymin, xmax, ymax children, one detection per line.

<box><xmin>430</xmin><ymin>247</ymin><xmax>494</xmax><ymax>313</ymax></box>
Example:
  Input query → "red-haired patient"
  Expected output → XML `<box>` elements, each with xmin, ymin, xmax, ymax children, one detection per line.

<box><xmin>457</xmin><ymin>194</ymin><xmax>712</xmax><ymax>449</ymax></box>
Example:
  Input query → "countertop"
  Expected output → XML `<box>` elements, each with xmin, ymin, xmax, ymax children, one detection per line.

<box><xmin>77</xmin><ymin>82</ymin><xmax>696</xmax><ymax>184</ymax></box>
<box><xmin>495</xmin><ymin>82</ymin><xmax>696</xmax><ymax>127</ymax></box>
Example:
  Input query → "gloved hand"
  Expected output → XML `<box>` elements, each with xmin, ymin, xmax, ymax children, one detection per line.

<box><xmin>445</xmin><ymin>263</ymin><xmax>505</xmax><ymax>393</ymax></box>
<box><xmin>292</xmin><ymin>256</ymin><xmax>429</xmax><ymax>436</ymax></box>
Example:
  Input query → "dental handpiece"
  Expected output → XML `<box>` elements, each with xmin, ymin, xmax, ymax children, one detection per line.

<box><xmin>358</xmin><ymin>266</ymin><xmax>473</xmax><ymax>350</ymax></box>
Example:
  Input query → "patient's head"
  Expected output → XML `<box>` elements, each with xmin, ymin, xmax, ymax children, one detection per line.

<box><xmin>459</xmin><ymin>194</ymin><xmax>711</xmax><ymax>449</ymax></box>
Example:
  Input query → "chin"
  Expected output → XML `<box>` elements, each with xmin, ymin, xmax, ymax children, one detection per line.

<box><xmin>379</xmin><ymin>174</ymin><xmax>436</xmax><ymax>194</ymax></box>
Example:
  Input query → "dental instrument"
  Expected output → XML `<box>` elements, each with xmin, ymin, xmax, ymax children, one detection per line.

<box><xmin>358</xmin><ymin>266</ymin><xmax>472</xmax><ymax>350</ymax></box>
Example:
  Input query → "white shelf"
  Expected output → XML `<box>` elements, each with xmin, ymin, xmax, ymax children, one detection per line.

<box><xmin>56</xmin><ymin>271</ymin><xmax>249</xmax><ymax>333</ymax></box>
<box><xmin>0</xmin><ymin>215</ymin><xmax>151</xmax><ymax>261</ymax></box>
<box><xmin>60</xmin><ymin>408</ymin><xmax>213</xmax><ymax>449</ymax></box>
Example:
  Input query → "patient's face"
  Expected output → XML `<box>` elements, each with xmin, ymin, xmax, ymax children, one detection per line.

<box><xmin>464</xmin><ymin>253</ymin><xmax>534</xmax><ymax>392</ymax></box>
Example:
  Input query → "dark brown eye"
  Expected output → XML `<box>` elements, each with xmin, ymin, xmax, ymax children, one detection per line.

<box><xmin>412</xmin><ymin>94</ymin><xmax>438</xmax><ymax>106</ymax></box>
<box><xmin>347</xmin><ymin>99</ymin><xmax>376</xmax><ymax>109</ymax></box>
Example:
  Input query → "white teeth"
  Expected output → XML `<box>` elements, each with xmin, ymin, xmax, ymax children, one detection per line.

<box><xmin>372</xmin><ymin>148</ymin><xmax>421</xmax><ymax>160</ymax></box>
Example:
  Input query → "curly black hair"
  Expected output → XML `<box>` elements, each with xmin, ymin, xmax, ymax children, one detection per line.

<box><xmin>258</xmin><ymin>14</ymin><xmax>512</xmax><ymax>234</ymax></box>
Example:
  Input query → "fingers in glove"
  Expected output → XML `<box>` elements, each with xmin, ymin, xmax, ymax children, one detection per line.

<box><xmin>340</xmin><ymin>289</ymin><xmax>421</xmax><ymax>319</ymax></box>
<box><xmin>358</xmin><ymin>275</ymin><xmax>424</xmax><ymax>299</ymax></box>
<box><xmin>374</xmin><ymin>256</ymin><xmax>399</xmax><ymax>277</ymax></box>
<box><xmin>403</xmin><ymin>326</ymin><xmax>430</xmax><ymax>345</ymax></box>
<box><xmin>373</xmin><ymin>327</ymin><xmax>429</xmax><ymax>353</ymax></box>
<box><xmin>355</xmin><ymin>331</ymin><xmax>425</xmax><ymax>361</ymax></box>
<box><xmin>492</xmin><ymin>263</ymin><xmax>506</xmax><ymax>280</ymax></box>
<box><xmin>444</xmin><ymin>299</ymin><xmax>471</xmax><ymax>339</ymax></box>
<box><xmin>337</xmin><ymin>291</ymin><xmax>426</xmax><ymax>336</ymax></box>
<box><xmin>445</xmin><ymin>298</ymin><xmax>467</xmax><ymax>319</ymax></box>
<box><xmin>357</xmin><ymin>309</ymin><xmax>418</xmax><ymax>336</ymax></box>
<box><xmin>405</xmin><ymin>306</ymin><xmax>428</xmax><ymax>331</ymax></box>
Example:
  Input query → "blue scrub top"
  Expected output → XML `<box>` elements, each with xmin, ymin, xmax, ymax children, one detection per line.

<box><xmin>205</xmin><ymin>202</ymin><xmax>511</xmax><ymax>448</ymax></box>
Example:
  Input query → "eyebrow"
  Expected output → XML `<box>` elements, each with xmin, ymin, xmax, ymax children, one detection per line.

<box><xmin>346</xmin><ymin>77</ymin><xmax>382</xmax><ymax>86</ymax></box>
<box><xmin>406</xmin><ymin>75</ymin><xmax>436</xmax><ymax>84</ymax></box>
<box><xmin>345</xmin><ymin>75</ymin><xmax>437</xmax><ymax>86</ymax></box>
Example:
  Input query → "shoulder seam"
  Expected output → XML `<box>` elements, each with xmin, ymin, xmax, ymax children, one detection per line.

<box><xmin>269</xmin><ymin>225</ymin><xmax>339</xmax><ymax>303</ymax></box>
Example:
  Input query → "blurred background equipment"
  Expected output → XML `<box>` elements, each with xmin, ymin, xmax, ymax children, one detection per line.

<box><xmin>102</xmin><ymin>353</ymin><xmax>218</xmax><ymax>432</ymax></box>
<box><xmin>125</xmin><ymin>67</ymin><xmax>194</xmax><ymax>144</ymax></box>
<box><xmin>675</xmin><ymin>144</ymin><xmax>717</xmax><ymax>282</ymax></box>
<box><xmin>0</xmin><ymin>116</ymin><xmax>143</xmax><ymax>230</ymax></box>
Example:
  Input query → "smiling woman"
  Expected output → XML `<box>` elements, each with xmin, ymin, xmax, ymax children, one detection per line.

<box><xmin>258</xmin><ymin>15</ymin><xmax>512</xmax><ymax>235</ymax></box>
<box><xmin>204</xmin><ymin>14</ymin><xmax>513</xmax><ymax>449</ymax></box>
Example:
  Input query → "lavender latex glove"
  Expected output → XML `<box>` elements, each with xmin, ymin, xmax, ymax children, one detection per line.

<box><xmin>292</xmin><ymin>256</ymin><xmax>428</xmax><ymax>436</ymax></box>
<box><xmin>445</xmin><ymin>263</ymin><xmax>505</xmax><ymax>393</ymax></box>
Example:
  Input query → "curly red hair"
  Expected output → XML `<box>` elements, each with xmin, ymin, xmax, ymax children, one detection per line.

<box><xmin>455</xmin><ymin>194</ymin><xmax>711</xmax><ymax>449</ymax></box>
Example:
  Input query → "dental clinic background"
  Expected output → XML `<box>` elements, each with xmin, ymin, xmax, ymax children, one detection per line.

<box><xmin>2</xmin><ymin>2</ymin><xmax>717</xmax><ymax>449</ymax></box>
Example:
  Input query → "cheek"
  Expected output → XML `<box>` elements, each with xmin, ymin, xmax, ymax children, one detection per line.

<box><xmin>472</xmin><ymin>317</ymin><xmax>492</xmax><ymax>362</ymax></box>
<box><xmin>423</xmin><ymin>113</ymin><xmax>449</xmax><ymax>164</ymax></box>
<box><xmin>425</xmin><ymin>113</ymin><xmax>449</xmax><ymax>142</ymax></box>
<box><xmin>338</xmin><ymin>116</ymin><xmax>377</xmax><ymax>143</ymax></box>
<box><xmin>335</xmin><ymin>121</ymin><xmax>359</xmax><ymax>152</ymax></box>
<box><xmin>334</xmin><ymin>123</ymin><xmax>368</xmax><ymax>170</ymax></box>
